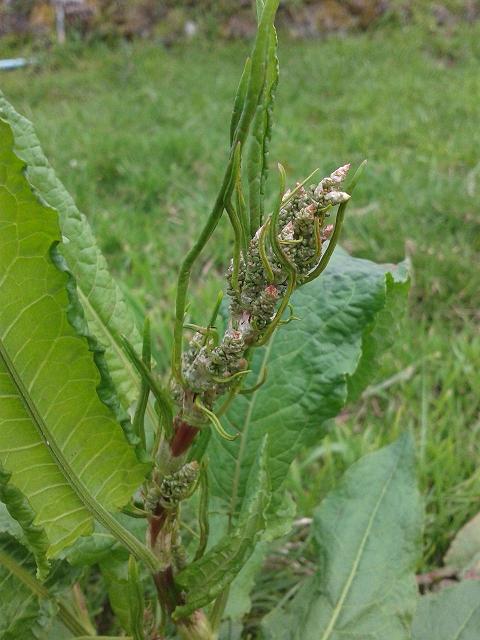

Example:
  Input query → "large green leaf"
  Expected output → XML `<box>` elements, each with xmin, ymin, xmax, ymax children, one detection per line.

<box><xmin>262</xmin><ymin>435</ymin><xmax>422</xmax><ymax>640</ymax></box>
<box><xmin>208</xmin><ymin>250</ymin><xmax>409</xmax><ymax>522</ymax></box>
<box><xmin>0</xmin><ymin>93</ymin><xmax>143</xmax><ymax>417</ymax></box>
<box><xmin>412</xmin><ymin>581</ymin><xmax>480</xmax><ymax>640</ymax></box>
<box><xmin>174</xmin><ymin>437</ymin><xmax>270</xmax><ymax>619</ymax></box>
<box><xmin>0</xmin><ymin>116</ymin><xmax>148</xmax><ymax>561</ymax></box>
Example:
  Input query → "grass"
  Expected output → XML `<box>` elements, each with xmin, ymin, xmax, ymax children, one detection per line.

<box><xmin>1</xmin><ymin>23</ymin><xmax>479</xmax><ymax>571</ymax></box>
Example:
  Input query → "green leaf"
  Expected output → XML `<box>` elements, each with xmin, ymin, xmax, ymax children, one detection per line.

<box><xmin>0</xmin><ymin>93</ymin><xmax>144</xmax><ymax>420</ymax></box>
<box><xmin>223</xmin><ymin>540</ymin><xmax>269</xmax><ymax>622</ymax></box>
<box><xmin>208</xmin><ymin>249</ymin><xmax>409</xmax><ymax>523</ymax></box>
<box><xmin>64</xmin><ymin>527</ymin><xmax>119</xmax><ymax>568</ymax></box>
<box><xmin>0</xmin><ymin>532</ymin><xmax>91</xmax><ymax>639</ymax></box>
<box><xmin>233</xmin><ymin>0</ymin><xmax>280</xmax><ymax>150</ymax></box>
<box><xmin>256</xmin><ymin>0</ymin><xmax>265</xmax><ymax>21</ymax></box>
<box><xmin>0</xmin><ymin>466</ymin><xmax>49</xmax><ymax>577</ymax></box>
<box><xmin>128</xmin><ymin>556</ymin><xmax>146</xmax><ymax>640</ymax></box>
<box><xmin>412</xmin><ymin>581</ymin><xmax>480</xmax><ymax>640</ymax></box>
<box><xmin>173</xmin><ymin>437</ymin><xmax>270</xmax><ymax>619</ymax></box>
<box><xmin>0</xmin><ymin>533</ymin><xmax>49</xmax><ymax>640</ymax></box>
<box><xmin>247</xmin><ymin>25</ymin><xmax>279</xmax><ymax>234</ymax></box>
<box><xmin>99</xmin><ymin>539</ymin><xmax>150</xmax><ymax>636</ymax></box>
<box><xmin>94</xmin><ymin>530</ymin><xmax>149</xmax><ymax>636</ymax></box>
<box><xmin>100</xmin><ymin>553</ymin><xmax>132</xmax><ymax>634</ymax></box>
<box><xmin>64</xmin><ymin>514</ymin><xmax>146</xmax><ymax>569</ymax></box>
<box><xmin>222</xmin><ymin>493</ymin><xmax>295</xmax><ymax>624</ymax></box>
<box><xmin>262</xmin><ymin>435</ymin><xmax>422</xmax><ymax>640</ymax></box>
<box><xmin>0</xmin><ymin>116</ymin><xmax>152</xmax><ymax>564</ymax></box>
<box><xmin>444</xmin><ymin>512</ymin><xmax>480</xmax><ymax>574</ymax></box>
<box><xmin>347</xmin><ymin>265</ymin><xmax>410</xmax><ymax>402</ymax></box>
<box><xmin>230</xmin><ymin>57</ymin><xmax>252</xmax><ymax>146</ymax></box>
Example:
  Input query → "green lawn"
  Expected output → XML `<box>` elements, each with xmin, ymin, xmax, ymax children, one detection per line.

<box><xmin>2</xmin><ymin>24</ymin><xmax>479</xmax><ymax>569</ymax></box>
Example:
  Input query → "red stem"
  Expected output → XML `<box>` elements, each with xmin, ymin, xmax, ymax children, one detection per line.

<box><xmin>170</xmin><ymin>418</ymin><xmax>199</xmax><ymax>457</ymax></box>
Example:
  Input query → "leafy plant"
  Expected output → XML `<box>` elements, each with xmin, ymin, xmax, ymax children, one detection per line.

<box><xmin>0</xmin><ymin>1</ymin><xmax>472</xmax><ymax>639</ymax></box>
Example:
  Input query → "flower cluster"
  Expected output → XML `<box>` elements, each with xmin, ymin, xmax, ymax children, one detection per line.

<box><xmin>145</xmin><ymin>462</ymin><xmax>199</xmax><ymax>511</ymax></box>
<box><xmin>229</xmin><ymin>164</ymin><xmax>350</xmax><ymax>322</ymax></box>
<box><xmin>178</xmin><ymin>164</ymin><xmax>350</xmax><ymax>409</ymax></box>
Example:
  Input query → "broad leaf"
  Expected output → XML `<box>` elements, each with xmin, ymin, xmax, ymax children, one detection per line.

<box><xmin>0</xmin><ymin>533</ymin><xmax>49</xmax><ymax>640</ymax></box>
<box><xmin>174</xmin><ymin>437</ymin><xmax>270</xmax><ymax>619</ymax></box>
<box><xmin>100</xmin><ymin>552</ymin><xmax>132</xmax><ymax>634</ymax></box>
<box><xmin>223</xmin><ymin>540</ymin><xmax>269</xmax><ymax>622</ymax></box>
<box><xmin>0</xmin><ymin>532</ymin><xmax>87</xmax><ymax>639</ymax></box>
<box><xmin>347</xmin><ymin>268</ymin><xmax>409</xmax><ymax>402</ymax></box>
<box><xmin>208</xmin><ymin>250</ymin><xmax>409</xmax><ymax>523</ymax></box>
<box><xmin>64</xmin><ymin>515</ymin><xmax>146</xmax><ymax>568</ymax></box>
<box><xmin>0</xmin><ymin>116</ymin><xmax>148</xmax><ymax>561</ymax></box>
<box><xmin>0</xmin><ymin>467</ymin><xmax>49</xmax><ymax>577</ymax></box>
<box><xmin>64</xmin><ymin>528</ymin><xmax>119</xmax><ymax>568</ymax></box>
<box><xmin>444</xmin><ymin>512</ymin><xmax>480</xmax><ymax>575</ymax></box>
<box><xmin>66</xmin><ymin>516</ymin><xmax>148</xmax><ymax>635</ymax></box>
<box><xmin>99</xmin><ymin>544</ymin><xmax>152</xmax><ymax>637</ymax></box>
<box><xmin>412</xmin><ymin>581</ymin><xmax>480</xmax><ymax>640</ymax></box>
<box><xmin>262</xmin><ymin>434</ymin><xmax>422</xmax><ymax>640</ymax></box>
<box><xmin>0</xmin><ymin>93</ymin><xmax>144</xmax><ymax>418</ymax></box>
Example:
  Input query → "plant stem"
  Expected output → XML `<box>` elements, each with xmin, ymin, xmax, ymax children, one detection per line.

<box><xmin>209</xmin><ymin>587</ymin><xmax>230</xmax><ymax>633</ymax></box>
<box><xmin>172</xmin><ymin>157</ymin><xmax>234</xmax><ymax>380</ymax></box>
<box><xmin>172</xmin><ymin>0</ymin><xmax>281</xmax><ymax>380</ymax></box>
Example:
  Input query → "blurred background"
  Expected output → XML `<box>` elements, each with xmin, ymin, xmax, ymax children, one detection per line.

<box><xmin>1</xmin><ymin>0</ymin><xmax>479</xmax><ymax>587</ymax></box>
<box><xmin>1</xmin><ymin>1</ymin><xmax>480</xmax><ymax>41</ymax></box>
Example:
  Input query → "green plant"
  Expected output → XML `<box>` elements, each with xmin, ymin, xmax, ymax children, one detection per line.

<box><xmin>0</xmin><ymin>2</ymin><xmax>476</xmax><ymax>639</ymax></box>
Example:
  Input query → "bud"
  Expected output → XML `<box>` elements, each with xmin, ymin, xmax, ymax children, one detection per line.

<box><xmin>281</xmin><ymin>221</ymin><xmax>294</xmax><ymax>240</ymax></box>
<box><xmin>158</xmin><ymin>462</ymin><xmax>200</xmax><ymax>509</ymax></box>
<box><xmin>324</xmin><ymin>191</ymin><xmax>351</xmax><ymax>205</ymax></box>
<box><xmin>322</xmin><ymin>224</ymin><xmax>334</xmax><ymax>240</ymax></box>
<box><xmin>265</xmin><ymin>284</ymin><xmax>279</xmax><ymax>299</ymax></box>
<box><xmin>330</xmin><ymin>163</ymin><xmax>351</xmax><ymax>184</ymax></box>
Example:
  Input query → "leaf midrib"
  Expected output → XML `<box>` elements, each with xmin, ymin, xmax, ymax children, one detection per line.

<box><xmin>0</xmin><ymin>338</ymin><xmax>159</xmax><ymax>573</ymax></box>
<box><xmin>452</xmin><ymin>599</ymin><xmax>480</xmax><ymax>640</ymax></box>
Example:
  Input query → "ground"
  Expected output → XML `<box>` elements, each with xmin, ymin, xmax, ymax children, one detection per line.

<box><xmin>1</xmin><ymin>23</ymin><xmax>479</xmax><ymax>572</ymax></box>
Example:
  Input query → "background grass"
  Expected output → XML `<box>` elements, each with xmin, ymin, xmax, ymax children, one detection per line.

<box><xmin>1</xmin><ymin>23</ymin><xmax>479</xmax><ymax>573</ymax></box>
